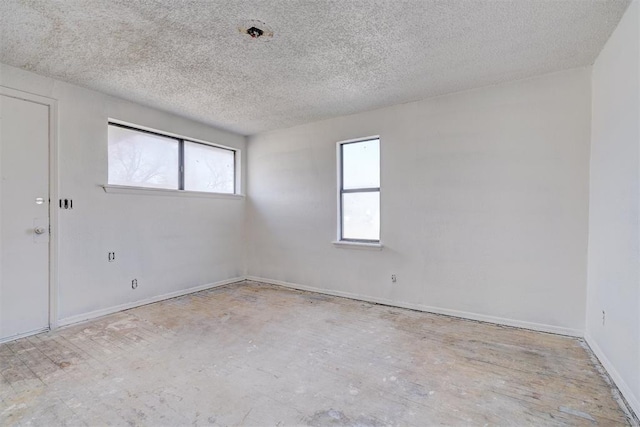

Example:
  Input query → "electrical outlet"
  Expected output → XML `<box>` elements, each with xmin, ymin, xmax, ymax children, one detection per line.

<box><xmin>602</xmin><ymin>310</ymin><xmax>605</xmax><ymax>326</ymax></box>
<box><xmin>391</xmin><ymin>274</ymin><xmax>397</xmax><ymax>283</ymax></box>
<box><xmin>108</xmin><ymin>252</ymin><xmax>115</xmax><ymax>262</ymax></box>
<box><xmin>131</xmin><ymin>279</ymin><xmax>138</xmax><ymax>290</ymax></box>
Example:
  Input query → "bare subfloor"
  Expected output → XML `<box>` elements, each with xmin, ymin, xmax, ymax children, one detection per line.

<box><xmin>0</xmin><ymin>281</ymin><xmax>633</xmax><ymax>426</ymax></box>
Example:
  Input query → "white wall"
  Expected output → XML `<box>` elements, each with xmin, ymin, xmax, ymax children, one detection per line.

<box><xmin>1</xmin><ymin>10</ymin><xmax>636</xmax><ymax>417</ymax></box>
<box><xmin>247</xmin><ymin>67</ymin><xmax>591</xmax><ymax>336</ymax></box>
<box><xmin>0</xmin><ymin>63</ymin><xmax>246</xmax><ymax>324</ymax></box>
<box><xmin>586</xmin><ymin>0</ymin><xmax>640</xmax><ymax>416</ymax></box>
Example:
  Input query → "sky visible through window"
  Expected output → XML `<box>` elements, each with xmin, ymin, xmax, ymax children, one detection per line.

<box><xmin>108</xmin><ymin>125</ymin><xmax>179</xmax><ymax>189</ymax></box>
<box><xmin>342</xmin><ymin>139</ymin><xmax>380</xmax><ymax>241</ymax></box>
<box><xmin>184</xmin><ymin>142</ymin><xmax>234</xmax><ymax>193</ymax></box>
<box><xmin>108</xmin><ymin>124</ymin><xmax>235</xmax><ymax>194</ymax></box>
<box><xmin>343</xmin><ymin>139</ymin><xmax>380</xmax><ymax>189</ymax></box>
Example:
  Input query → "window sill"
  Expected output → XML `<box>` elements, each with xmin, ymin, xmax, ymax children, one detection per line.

<box><xmin>332</xmin><ymin>241</ymin><xmax>383</xmax><ymax>250</ymax></box>
<box><xmin>102</xmin><ymin>185</ymin><xmax>245</xmax><ymax>200</ymax></box>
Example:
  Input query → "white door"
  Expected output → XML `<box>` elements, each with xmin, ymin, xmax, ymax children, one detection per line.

<box><xmin>0</xmin><ymin>93</ymin><xmax>50</xmax><ymax>341</ymax></box>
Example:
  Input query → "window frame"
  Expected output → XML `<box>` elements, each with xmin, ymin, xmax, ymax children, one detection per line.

<box><xmin>337</xmin><ymin>136</ymin><xmax>381</xmax><ymax>244</ymax></box>
<box><xmin>107</xmin><ymin>121</ymin><xmax>239</xmax><ymax>195</ymax></box>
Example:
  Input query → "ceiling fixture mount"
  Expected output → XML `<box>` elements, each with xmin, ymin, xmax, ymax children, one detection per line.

<box><xmin>247</xmin><ymin>26</ymin><xmax>263</xmax><ymax>38</ymax></box>
<box><xmin>238</xmin><ymin>20</ymin><xmax>274</xmax><ymax>41</ymax></box>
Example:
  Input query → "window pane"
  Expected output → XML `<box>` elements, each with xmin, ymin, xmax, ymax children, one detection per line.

<box><xmin>108</xmin><ymin>126</ymin><xmax>179</xmax><ymax>189</ymax></box>
<box><xmin>342</xmin><ymin>191</ymin><xmax>380</xmax><ymax>241</ymax></box>
<box><xmin>342</xmin><ymin>139</ymin><xmax>379</xmax><ymax>190</ymax></box>
<box><xmin>184</xmin><ymin>142</ymin><xmax>235</xmax><ymax>193</ymax></box>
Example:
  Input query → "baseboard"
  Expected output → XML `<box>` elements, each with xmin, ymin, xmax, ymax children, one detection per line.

<box><xmin>0</xmin><ymin>326</ymin><xmax>50</xmax><ymax>344</ymax></box>
<box><xmin>584</xmin><ymin>333</ymin><xmax>640</xmax><ymax>421</ymax></box>
<box><xmin>245</xmin><ymin>276</ymin><xmax>583</xmax><ymax>337</ymax></box>
<box><xmin>57</xmin><ymin>277</ymin><xmax>245</xmax><ymax>327</ymax></box>
<box><xmin>51</xmin><ymin>275</ymin><xmax>636</xmax><ymax>421</ymax></box>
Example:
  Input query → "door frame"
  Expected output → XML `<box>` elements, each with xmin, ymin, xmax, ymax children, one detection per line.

<box><xmin>0</xmin><ymin>86</ymin><xmax>59</xmax><ymax>333</ymax></box>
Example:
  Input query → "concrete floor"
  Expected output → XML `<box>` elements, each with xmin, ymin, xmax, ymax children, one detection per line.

<box><xmin>0</xmin><ymin>281</ymin><xmax>634</xmax><ymax>426</ymax></box>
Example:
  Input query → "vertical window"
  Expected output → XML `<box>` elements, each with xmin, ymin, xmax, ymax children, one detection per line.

<box><xmin>107</xmin><ymin>122</ymin><xmax>237</xmax><ymax>194</ymax></box>
<box><xmin>339</xmin><ymin>138</ymin><xmax>380</xmax><ymax>242</ymax></box>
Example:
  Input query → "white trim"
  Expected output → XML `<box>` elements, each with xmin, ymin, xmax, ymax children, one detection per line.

<box><xmin>336</xmin><ymin>136</ymin><xmax>382</xmax><ymax>243</ymax></box>
<box><xmin>0</xmin><ymin>327</ymin><xmax>50</xmax><ymax>344</ymax></box>
<box><xmin>0</xmin><ymin>86</ymin><xmax>60</xmax><ymax>332</ymax></box>
<box><xmin>245</xmin><ymin>276</ymin><xmax>583</xmax><ymax>337</ymax></box>
<box><xmin>234</xmin><ymin>148</ymin><xmax>243</xmax><ymax>195</ymax></box>
<box><xmin>49</xmin><ymin>97</ymin><xmax>60</xmax><ymax>330</ymax></box>
<box><xmin>584</xmin><ymin>333</ymin><xmax>640</xmax><ymax>420</ymax></box>
<box><xmin>58</xmin><ymin>277</ymin><xmax>244</xmax><ymax>327</ymax></box>
<box><xmin>108</xmin><ymin>118</ymin><xmax>238</xmax><ymax>152</ymax></box>
<box><xmin>332</xmin><ymin>241</ymin><xmax>383</xmax><ymax>250</ymax></box>
<box><xmin>102</xmin><ymin>184</ymin><xmax>245</xmax><ymax>199</ymax></box>
<box><xmin>336</xmin><ymin>142</ymin><xmax>342</xmax><ymax>242</ymax></box>
<box><xmin>107</xmin><ymin>119</ymin><xmax>243</xmax><ymax>195</ymax></box>
<box><xmin>337</xmin><ymin>135</ymin><xmax>381</xmax><ymax>145</ymax></box>
<box><xmin>0</xmin><ymin>86</ymin><xmax>55</xmax><ymax>106</ymax></box>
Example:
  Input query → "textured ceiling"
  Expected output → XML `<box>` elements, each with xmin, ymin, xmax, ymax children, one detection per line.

<box><xmin>0</xmin><ymin>0</ymin><xmax>631</xmax><ymax>135</ymax></box>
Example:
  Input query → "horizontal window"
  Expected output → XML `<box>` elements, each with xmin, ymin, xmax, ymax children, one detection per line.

<box><xmin>107</xmin><ymin>122</ymin><xmax>237</xmax><ymax>194</ymax></box>
<box><xmin>108</xmin><ymin>125</ymin><xmax>179</xmax><ymax>189</ymax></box>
